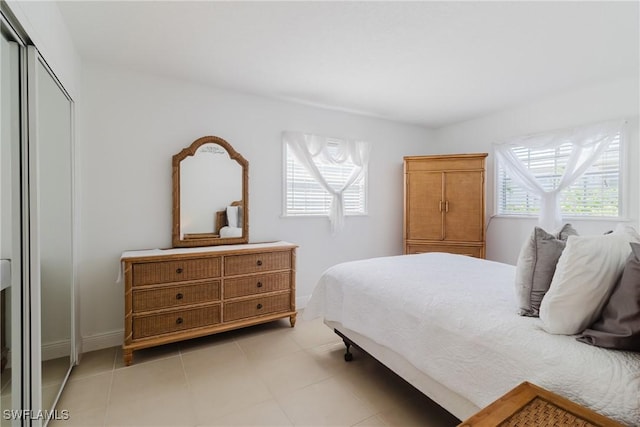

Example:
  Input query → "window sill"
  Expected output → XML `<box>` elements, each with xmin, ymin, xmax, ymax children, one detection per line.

<box><xmin>490</xmin><ymin>214</ymin><xmax>632</xmax><ymax>222</ymax></box>
<box><xmin>281</xmin><ymin>213</ymin><xmax>369</xmax><ymax>219</ymax></box>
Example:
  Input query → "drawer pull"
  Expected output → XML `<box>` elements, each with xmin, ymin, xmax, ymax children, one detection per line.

<box><xmin>176</xmin><ymin>267</ymin><xmax>183</xmax><ymax>274</ymax></box>
<box><xmin>176</xmin><ymin>317</ymin><xmax>183</xmax><ymax>324</ymax></box>
<box><xmin>176</xmin><ymin>293</ymin><xmax>183</xmax><ymax>300</ymax></box>
<box><xmin>256</xmin><ymin>260</ymin><xmax>263</xmax><ymax>266</ymax></box>
<box><xmin>257</xmin><ymin>281</ymin><xmax>263</xmax><ymax>288</ymax></box>
<box><xmin>256</xmin><ymin>303</ymin><xmax>263</xmax><ymax>309</ymax></box>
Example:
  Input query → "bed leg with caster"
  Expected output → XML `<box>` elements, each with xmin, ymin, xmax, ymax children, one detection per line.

<box><xmin>333</xmin><ymin>329</ymin><xmax>355</xmax><ymax>361</ymax></box>
<box><xmin>343</xmin><ymin>340</ymin><xmax>353</xmax><ymax>362</ymax></box>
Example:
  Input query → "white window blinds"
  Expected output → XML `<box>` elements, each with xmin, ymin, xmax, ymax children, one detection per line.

<box><xmin>282</xmin><ymin>132</ymin><xmax>369</xmax><ymax>233</ymax></box>
<box><xmin>495</xmin><ymin>120</ymin><xmax>624</xmax><ymax>229</ymax></box>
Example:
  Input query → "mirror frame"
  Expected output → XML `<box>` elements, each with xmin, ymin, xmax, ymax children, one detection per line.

<box><xmin>172</xmin><ymin>136</ymin><xmax>249</xmax><ymax>247</ymax></box>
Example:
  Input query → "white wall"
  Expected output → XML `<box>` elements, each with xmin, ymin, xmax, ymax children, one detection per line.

<box><xmin>434</xmin><ymin>78</ymin><xmax>640</xmax><ymax>265</ymax></box>
<box><xmin>78</xmin><ymin>61</ymin><xmax>434</xmax><ymax>349</ymax></box>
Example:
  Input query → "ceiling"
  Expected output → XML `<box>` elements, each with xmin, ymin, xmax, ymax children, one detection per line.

<box><xmin>57</xmin><ymin>1</ymin><xmax>639</xmax><ymax>128</ymax></box>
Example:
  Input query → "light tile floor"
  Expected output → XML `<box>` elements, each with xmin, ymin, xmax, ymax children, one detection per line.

<box><xmin>51</xmin><ymin>315</ymin><xmax>461</xmax><ymax>427</ymax></box>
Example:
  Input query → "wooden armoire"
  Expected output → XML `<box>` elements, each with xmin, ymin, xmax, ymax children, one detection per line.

<box><xmin>403</xmin><ymin>153</ymin><xmax>487</xmax><ymax>258</ymax></box>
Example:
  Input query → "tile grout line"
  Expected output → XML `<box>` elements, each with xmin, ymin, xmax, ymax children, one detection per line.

<box><xmin>232</xmin><ymin>338</ymin><xmax>294</xmax><ymax>425</ymax></box>
<box><xmin>100</xmin><ymin>346</ymin><xmax>118</xmax><ymax>427</ymax></box>
<box><xmin>178</xmin><ymin>344</ymin><xmax>205</xmax><ymax>427</ymax></box>
<box><xmin>100</xmin><ymin>364</ymin><xmax>116</xmax><ymax>427</ymax></box>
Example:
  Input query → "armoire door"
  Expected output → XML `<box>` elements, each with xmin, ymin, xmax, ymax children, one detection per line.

<box><xmin>406</xmin><ymin>171</ymin><xmax>443</xmax><ymax>241</ymax></box>
<box><xmin>443</xmin><ymin>171</ymin><xmax>484</xmax><ymax>242</ymax></box>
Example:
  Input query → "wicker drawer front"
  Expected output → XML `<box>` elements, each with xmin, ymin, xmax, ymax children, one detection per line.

<box><xmin>132</xmin><ymin>257</ymin><xmax>221</xmax><ymax>286</ymax></box>
<box><xmin>224</xmin><ymin>251</ymin><xmax>291</xmax><ymax>276</ymax></box>
<box><xmin>132</xmin><ymin>280</ymin><xmax>221</xmax><ymax>312</ymax></box>
<box><xmin>406</xmin><ymin>243</ymin><xmax>483</xmax><ymax>258</ymax></box>
<box><xmin>405</xmin><ymin>157</ymin><xmax>484</xmax><ymax>172</ymax></box>
<box><xmin>224</xmin><ymin>272</ymin><xmax>291</xmax><ymax>299</ymax></box>
<box><xmin>224</xmin><ymin>293</ymin><xmax>291</xmax><ymax>322</ymax></box>
<box><xmin>133</xmin><ymin>305</ymin><xmax>221</xmax><ymax>339</ymax></box>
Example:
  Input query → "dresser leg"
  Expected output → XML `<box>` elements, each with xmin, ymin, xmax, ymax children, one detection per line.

<box><xmin>123</xmin><ymin>349</ymin><xmax>133</xmax><ymax>366</ymax></box>
<box><xmin>289</xmin><ymin>313</ymin><xmax>297</xmax><ymax>328</ymax></box>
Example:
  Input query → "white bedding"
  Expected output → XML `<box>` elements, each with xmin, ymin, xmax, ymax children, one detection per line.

<box><xmin>304</xmin><ymin>253</ymin><xmax>640</xmax><ymax>426</ymax></box>
<box><xmin>219</xmin><ymin>226</ymin><xmax>243</xmax><ymax>238</ymax></box>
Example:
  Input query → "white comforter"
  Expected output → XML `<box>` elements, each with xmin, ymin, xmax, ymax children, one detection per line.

<box><xmin>304</xmin><ymin>253</ymin><xmax>640</xmax><ymax>426</ymax></box>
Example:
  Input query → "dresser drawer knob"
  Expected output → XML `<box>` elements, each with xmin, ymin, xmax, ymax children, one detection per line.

<box><xmin>176</xmin><ymin>317</ymin><xmax>183</xmax><ymax>324</ymax></box>
<box><xmin>256</xmin><ymin>303</ymin><xmax>263</xmax><ymax>309</ymax></box>
<box><xmin>257</xmin><ymin>282</ymin><xmax>263</xmax><ymax>288</ymax></box>
<box><xmin>176</xmin><ymin>267</ymin><xmax>183</xmax><ymax>274</ymax></box>
<box><xmin>256</xmin><ymin>260</ymin><xmax>263</xmax><ymax>266</ymax></box>
<box><xmin>176</xmin><ymin>293</ymin><xmax>184</xmax><ymax>300</ymax></box>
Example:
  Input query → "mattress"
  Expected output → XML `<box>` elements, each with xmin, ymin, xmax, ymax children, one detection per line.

<box><xmin>303</xmin><ymin>252</ymin><xmax>640</xmax><ymax>426</ymax></box>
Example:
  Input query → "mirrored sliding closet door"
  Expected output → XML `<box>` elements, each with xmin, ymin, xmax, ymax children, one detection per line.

<box><xmin>1</xmin><ymin>18</ymin><xmax>24</xmax><ymax>427</ymax></box>
<box><xmin>28</xmin><ymin>46</ymin><xmax>75</xmax><ymax>424</ymax></box>
<box><xmin>1</xmin><ymin>10</ymin><xmax>76</xmax><ymax>426</ymax></box>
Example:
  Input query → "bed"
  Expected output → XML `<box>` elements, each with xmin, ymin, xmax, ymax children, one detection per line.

<box><xmin>303</xmin><ymin>252</ymin><xmax>640</xmax><ymax>426</ymax></box>
<box><xmin>214</xmin><ymin>201</ymin><xmax>243</xmax><ymax>237</ymax></box>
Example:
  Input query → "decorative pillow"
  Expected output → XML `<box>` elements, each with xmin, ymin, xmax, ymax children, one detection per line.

<box><xmin>515</xmin><ymin>224</ymin><xmax>577</xmax><ymax>317</ymax></box>
<box><xmin>539</xmin><ymin>224</ymin><xmax>640</xmax><ymax>335</ymax></box>
<box><xmin>226</xmin><ymin>205</ymin><xmax>239</xmax><ymax>228</ymax></box>
<box><xmin>577</xmin><ymin>243</ymin><xmax>640</xmax><ymax>351</ymax></box>
<box><xmin>237</xmin><ymin>206</ymin><xmax>244</xmax><ymax>228</ymax></box>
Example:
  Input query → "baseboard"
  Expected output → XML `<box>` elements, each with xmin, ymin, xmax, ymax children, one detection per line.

<box><xmin>296</xmin><ymin>295</ymin><xmax>310</xmax><ymax>309</ymax></box>
<box><xmin>81</xmin><ymin>330</ymin><xmax>123</xmax><ymax>353</ymax></box>
<box><xmin>42</xmin><ymin>339</ymin><xmax>71</xmax><ymax>361</ymax></box>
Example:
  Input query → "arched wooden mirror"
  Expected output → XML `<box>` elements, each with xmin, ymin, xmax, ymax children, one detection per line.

<box><xmin>172</xmin><ymin>136</ymin><xmax>248</xmax><ymax>247</ymax></box>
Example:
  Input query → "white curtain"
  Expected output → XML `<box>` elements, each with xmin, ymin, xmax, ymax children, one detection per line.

<box><xmin>283</xmin><ymin>131</ymin><xmax>370</xmax><ymax>233</ymax></box>
<box><xmin>494</xmin><ymin>120</ymin><xmax>625</xmax><ymax>231</ymax></box>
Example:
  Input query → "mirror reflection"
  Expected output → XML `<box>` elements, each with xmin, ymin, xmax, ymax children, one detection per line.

<box><xmin>180</xmin><ymin>143</ymin><xmax>243</xmax><ymax>238</ymax></box>
<box><xmin>172</xmin><ymin>136</ymin><xmax>248</xmax><ymax>247</ymax></box>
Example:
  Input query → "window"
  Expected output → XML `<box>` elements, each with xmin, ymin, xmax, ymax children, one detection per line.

<box><xmin>497</xmin><ymin>132</ymin><xmax>622</xmax><ymax>217</ymax></box>
<box><xmin>283</xmin><ymin>140</ymin><xmax>368</xmax><ymax>216</ymax></box>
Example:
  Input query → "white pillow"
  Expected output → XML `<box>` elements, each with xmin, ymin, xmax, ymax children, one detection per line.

<box><xmin>219</xmin><ymin>226</ymin><xmax>242</xmax><ymax>238</ymax></box>
<box><xmin>226</xmin><ymin>206</ymin><xmax>239</xmax><ymax>228</ymax></box>
<box><xmin>539</xmin><ymin>224</ymin><xmax>640</xmax><ymax>335</ymax></box>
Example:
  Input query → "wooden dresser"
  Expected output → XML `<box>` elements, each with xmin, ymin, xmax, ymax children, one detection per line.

<box><xmin>121</xmin><ymin>241</ymin><xmax>297</xmax><ymax>365</ymax></box>
<box><xmin>404</xmin><ymin>153</ymin><xmax>487</xmax><ymax>258</ymax></box>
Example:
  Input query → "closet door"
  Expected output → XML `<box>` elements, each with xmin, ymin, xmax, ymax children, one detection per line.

<box><xmin>1</xmin><ymin>21</ymin><xmax>25</xmax><ymax>427</ymax></box>
<box><xmin>27</xmin><ymin>46</ymin><xmax>75</xmax><ymax>424</ymax></box>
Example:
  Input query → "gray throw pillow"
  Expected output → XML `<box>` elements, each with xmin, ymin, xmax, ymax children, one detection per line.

<box><xmin>515</xmin><ymin>224</ymin><xmax>577</xmax><ymax>317</ymax></box>
<box><xmin>577</xmin><ymin>242</ymin><xmax>640</xmax><ymax>352</ymax></box>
